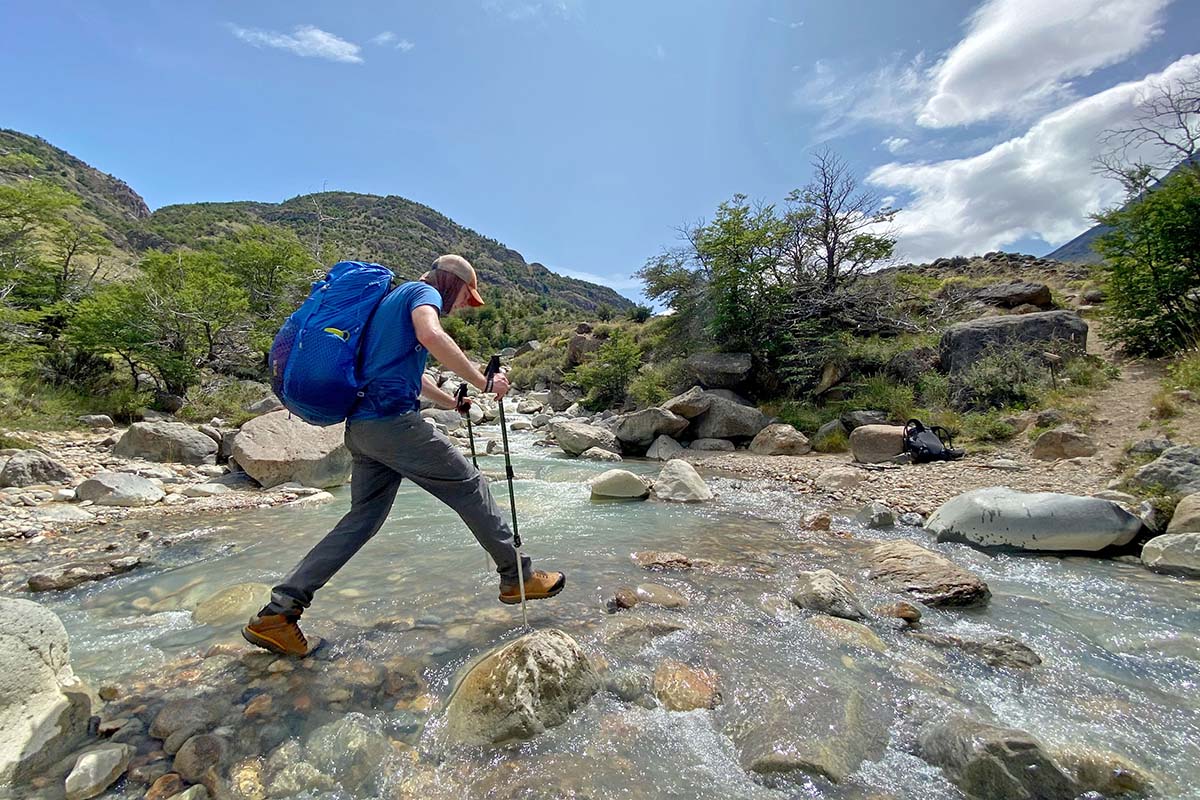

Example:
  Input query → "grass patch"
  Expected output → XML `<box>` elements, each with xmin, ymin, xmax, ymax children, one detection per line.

<box><xmin>812</xmin><ymin>427</ymin><xmax>848</xmax><ymax>453</ymax></box>
<box><xmin>0</xmin><ymin>432</ymin><xmax>35</xmax><ymax>450</ymax></box>
<box><xmin>761</xmin><ymin>400</ymin><xmax>829</xmax><ymax>435</ymax></box>
<box><xmin>0</xmin><ymin>376</ymin><xmax>146</xmax><ymax>431</ymax></box>
<box><xmin>960</xmin><ymin>411</ymin><xmax>1018</xmax><ymax>442</ymax></box>
<box><xmin>1149</xmin><ymin>390</ymin><xmax>1181</xmax><ymax>420</ymax></box>
<box><xmin>845</xmin><ymin>374</ymin><xmax>915</xmax><ymax>422</ymax></box>
<box><xmin>178</xmin><ymin>379</ymin><xmax>266</xmax><ymax>427</ymax></box>
<box><xmin>1166</xmin><ymin>349</ymin><xmax>1200</xmax><ymax>393</ymax></box>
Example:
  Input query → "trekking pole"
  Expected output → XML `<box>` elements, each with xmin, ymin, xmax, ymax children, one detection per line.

<box><xmin>456</xmin><ymin>382</ymin><xmax>491</xmax><ymax>574</ymax></box>
<box><xmin>487</xmin><ymin>354</ymin><xmax>528</xmax><ymax>628</ymax></box>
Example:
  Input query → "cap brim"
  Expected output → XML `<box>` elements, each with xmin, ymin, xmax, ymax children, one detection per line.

<box><xmin>467</xmin><ymin>287</ymin><xmax>485</xmax><ymax>307</ymax></box>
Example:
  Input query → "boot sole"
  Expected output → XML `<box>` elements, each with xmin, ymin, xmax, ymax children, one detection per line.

<box><xmin>499</xmin><ymin>574</ymin><xmax>566</xmax><ymax>605</ymax></box>
<box><xmin>241</xmin><ymin>626</ymin><xmax>322</xmax><ymax>658</ymax></box>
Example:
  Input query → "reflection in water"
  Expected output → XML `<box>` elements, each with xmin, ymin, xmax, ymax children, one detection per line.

<box><xmin>41</xmin><ymin>434</ymin><xmax>1200</xmax><ymax>798</ymax></box>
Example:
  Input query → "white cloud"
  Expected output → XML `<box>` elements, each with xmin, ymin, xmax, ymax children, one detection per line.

<box><xmin>794</xmin><ymin>54</ymin><xmax>928</xmax><ymax>139</ymax></box>
<box><xmin>483</xmin><ymin>0</ymin><xmax>583</xmax><ymax>21</ymax></box>
<box><xmin>882</xmin><ymin>136</ymin><xmax>910</xmax><ymax>154</ymax></box>
<box><xmin>371</xmin><ymin>31</ymin><xmax>395</xmax><ymax>45</ymax></box>
<box><xmin>396</xmin><ymin>39</ymin><xmax>415</xmax><ymax>53</ymax></box>
<box><xmin>653</xmin><ymin>43</ymin><xmax>666</xmax><ymax>62</ymax></box>
<box><xmin>868</xmin><ymin>53</ymin><xmax>1200</xmax><ymax>262</ymax></box>
<box><xmin>230</xmin><ymin>24</ymin><xmax>363</xmax><ymax>64</ymax></box>
<box><xmin>918</xmin><ymin>0</ymin><xmax>1170</xmax><ymax>128</ymax></box>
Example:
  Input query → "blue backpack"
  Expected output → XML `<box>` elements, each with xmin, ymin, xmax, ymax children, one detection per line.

<box><xmin>269</xmin><ymin>261</ymin><xmax>395</xmax><ymax>426</ymax></box>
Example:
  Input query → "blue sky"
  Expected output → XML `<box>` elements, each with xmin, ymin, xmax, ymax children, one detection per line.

<box><xmin>2</xmin><ymin>1</ymin><xmax>1198</xmax><ymax>301</ymax></box>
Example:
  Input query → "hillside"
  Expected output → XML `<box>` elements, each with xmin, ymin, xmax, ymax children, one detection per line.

<box><xmin>0</xmin><ymin>129</ymin><xmax>632</xmax><ymax>313</ymax></box>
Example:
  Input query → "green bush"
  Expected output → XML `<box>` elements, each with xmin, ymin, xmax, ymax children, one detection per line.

<box><xmin>508</xmin><ymin>342</ymin><xmax>565</xmax><ymax>389</ymax></box>
<box><xmin>1167</xmin><ymin>350</ymin><xmax>1200</xmax><ymax>393</ymax></box>
<box><xmin>812</xmin><ymin>427</ymin><xmax>848</xmax><ymax>453</ymax></box>
<box><xmin>952</xmin><ymin>345</ymin><xmax>1050</xmax><ymax>411</ymax></box>
<box><xmin>847</xmin><ymin>375</ymin><xmax>914</xmax><ymax>422</ymax></box>
<box><xmin>629</xmin><ymin>359</ymin><xmax>688</xmax><ymax>407</ymax></box>
<box><xmin>178</xmin><ymin>379</ymin><xmax>266</xmax><ymax>427</ymax></box>
<box><xmin>916</xmin><ymin>372</ymin><xmax>951</xmax><ymax>408</ymax></box>
<box><xmin>961</xmin><ymin>412</ymin><xmax>1017</xmax><ymax>442</ymax></box>
<box><xmin>1060</xmin><ymin>355</ymin><xmax>1118</xmax><ymax>392</ymax></box>
<box><xmin>760</xmin><ymin>399</ymin><xmax>828</xmax><ymax>435</ymax></box>
<box><xmin>573</xmin><ymin>329</ymin><xmax>643</xmax><ymax>410</ymax></box>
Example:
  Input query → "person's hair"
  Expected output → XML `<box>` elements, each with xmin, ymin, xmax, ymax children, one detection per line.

<box><xmin>421</xmin><ymin>266</ymin><xmax>468</xmax><ymax>315</ymax></box>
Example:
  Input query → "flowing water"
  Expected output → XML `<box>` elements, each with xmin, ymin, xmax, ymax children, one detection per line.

<box><xmin>35</xmin><ymin>432</ymin><xmax>1200</xmax><ymax>799</ymax></box>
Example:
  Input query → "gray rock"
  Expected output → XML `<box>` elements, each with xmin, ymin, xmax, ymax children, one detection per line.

<box><xmin>749</xmin><ymin>423</ymin><xmax>811</xmax><ymax>456</ymax></box>
<box><xmin>886</xmin><ymin>347</ymin><xmax>940</xmax><ymax>384</ymax></box>
<box><xmin>245</xmin><ymin>396</ymin><xmax>284</xmax><ymax>415</ymax></box>
<box><xmin>551</xmin><ymin>421</ymin><xmax>619</xmax><ymax>456</ymax></box>
<box><xmin>812</xmin><ymin>419</ymin><xmax>849</xmax><ymax>450</ymax></box>
<box><xmin>30</xmin><ymin>505</ymin><xmax>94</xmax><ymax>524</ymax></box>
<box><xmin>910</xmin><ymin>632</ymin><xmax>1042</xmax><ymax>669</ymax></box>
<box><xmin>1141</xmin><ymin>533</ymin><xmax>1200</xmax><ymax>577</ymax></box>
<box><xmin>706</xmin><ymin>388</ymin><xmax>753</xmax><ymax>405</ymax></box>
<box><xmin>1169</xmin><ymin>493</ymin><xmax>1200</xmax><ymax>534</ymax></box>
<box><xmin>1130</xmin><ymin>446</ymin><xmax>1200</xmax><ymax>495</ymax></box>
<box><xmin>646</xmin><ymin>435</ymin><xmax>684</xmax><ymax>461</ymax></box>
<box><xmin>606</xmin><ymin>668</ymin><xmax>653</xmax><ymax>704</ymax></box>
<box><xmin>566</xmin><ymin>332</ymin><xmax>603</xmax><ymax>367</ymax></box>
<box><xmin>305</xmin><ymin>713</ymin><xmax>390</xmax><ymax>792</ymax></box>
<box><xmin>611</xmin><ymin>408</ymin><xmax>689</xmax><ymax>449</ymax></box>
<box><xmin>898</xmin><ymin>512</ymin><xmax>925</xmax><ymax>527</ymax></box>
<box><xmin>939</xmin><ymin>310</ymin><xmax>1088</xmax><ymax>373</ymax></box>
<box><xmin>77</xmin><ymin>414</ymin><xmax>114</xmax><ymax>428</ymax></box>
<box><xmin>868</xmin><ymin>540</ymin><xmax>991</xmax><ymax>607</ymax></box>
<box><xmin>113</xmin><ymin>422</ymin><xmax>218</xmax><ymax>465</ymax></box>
<box><xmin>973</xmin><ymin>280</ymin><xmax>1053</xmax><ymax>308</ymax></box>
<box><xmin>849</xmin><ymin>424</ymin><xmax>905</xmax><ymax>464</ymax></box>
<box><xmin>856</xmin><ymin>501</ymin><xmax>896</xmax><ymax>528</ymax></box>
<box><xmin>791</xmin><ymin>569</ymin><xmax>866</xmax><ymax>620</ymax></box>
<box><xmin>1129</xmin><ymin>436</ymin><xmax>1173</xmax><ymax>456</ymax></box>
<box><xmin>64</xmin><ymin>743</ymin><xmax>133</xmax><ymax>800</ymax></box>
<box><xmin>686</xmin><ymin>352</ymin><xmax>752</xmax><ymax>388</ymax></box>
<box><xmin>515</xmin><ymin>340</ymin><xmax>541</xmax><ymax>357</ymax></box>
<box><xmin>1032</xmin><ymin>426</ymin><xmax>1098</xmax><ymax>460</ymax></box>
<box><xmin>579</xmin><ymin>446</ymin><xmax>622</xmax><ymax>462</ymax></box>
<box><xmin>28</xmin><ymin>557</ymin><xmax>141</xmax><ymax>592</ymax></box>
<box><xmin>173</xmin><ymin>733</ymin><xmax>227</xmax><ymax>783</ymax></box>
<box><xmin>840</xmin><ymin>410</ymin><xmax>889</xmax><ymax>431</ymax></box>
<box><xmin>692</xmin><ymin>396</ymin><xmax>769</xmax><ymax>440</ymax></box>
<box><xmin>0</xmin><ymin>450</ymin><xmax>76</xmax><ymax>487</ymax></box>
<box><xmin>0</xmin><ymin>598</ymin><xmax>94</xmax><ymax>787</ymax></box>
<box><xmin>150</xmin><ymin>698</ymin><xmax>221</xmax><ymax>753</ymax></box>
<box><xmin>689</xmin><ymin>438</ymin><xmax>735</xmax><ymax>451</ymax></box>
<box><xmin>634</xmin><ymin>583</ymin><xmax>689</xmax><ymax>608</ymax></box>
<box><xmin>651</xmin><ymin>459</ymin><xmax>713</xmax><ymax>502</ymax></box>
<box><xmin>589</xmin><ymin>469</ymin><xmax>650</xmax><ymax>499</ymax></box>
<box><xmin>181</xmin><ymin>483</ymin><xmax>230</xmax><ymax>498</ymax></box>
<box><xmin>661</xmin><ymin>386</ymin><xmax>712</xmax><ymax>419</ymax></box>
<box><xmin>75</xmin><ymin>473</ymin><xmax>164</xmax><ymax>507</ymax></box>
<box><xmin>268</xmin><ymin>762</ymin><xmax>335</xmax><ymax>796</ymax></box>
<box><xmin>443</xmin><ymin>629</ymin><xmax>600</xmax><ymax>746</ymax></box>
<box><xmin>231</xmin><ymin>411</ymin><xmax>352</xmax><ymax>489</ymax></box>
<box><xmin>919</xmin><ymin>716</ymin><xmax>1079</xmax><ymax>799</ymax></box>
<box><xmin>926</xmin><ymin>487</ymin><xmax>1143</xmax><ymax>552</ymax></box>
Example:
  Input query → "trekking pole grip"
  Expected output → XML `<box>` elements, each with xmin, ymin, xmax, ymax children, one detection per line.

<box><xmin>484</xmin><ymin>355</ymin><xmax>502</xmax><ymax>393</ymax></box>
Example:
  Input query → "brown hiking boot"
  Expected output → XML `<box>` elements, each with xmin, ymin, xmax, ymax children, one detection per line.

<box><xmin>242</xmin><ymin>613</ymin><xmax>322</xmax><ymax>658</ymax></box>
<box><xmin>499</xmin><ymin>570</ymin><xmax>566</xmax><ymax>604</ymax></box>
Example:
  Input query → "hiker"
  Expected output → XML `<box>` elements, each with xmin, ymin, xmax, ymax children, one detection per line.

<box><xmin>243</xmin><ymin>255</ymin><xmax>566</xmax><ymax>657</ymax></box>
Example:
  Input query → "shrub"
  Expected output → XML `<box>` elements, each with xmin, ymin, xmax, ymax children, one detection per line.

<box><xmin>178</xmin><ymin>378</ymin><xmax>267</xmax><ymax>427</ymax></box>
<box><xmin>1167</xmin><ymin>350</ymin><xmax>1200</xmax><ymax>393</ymax></box>
<box><xmin>961</xmin><ymin>411</ymin><xmax>1017</xmax><ymax>442</ymax></box>
<box><xmin>1149</xmin><ymin>390</ymin><xmax>1180</xmax><ymax>420</ymax></box>
<box><xmin>916</xmin><ymin>372</ymin><xmax>951</xmax><ymax>408</ymax></box>
<box><xmin>847</xmin><ymin>375</ymin><xmax>914</xmax><ymax>422</ymax></box>
<box><xmin>508</xmin><ymin>342</ymin><xmax>565</xmax><ymax>389</ymax></box>
<box><xmin>760</xmin><ymin>400</ymin><xmax>827</xmax><ymax>435</ymax></box>
<box><xmin>629</xmin><ymin>359</ymin><xmax>688</xmax><ymax>408</ymax></box>
<box><xmin>812</xmin><ymin>427</ymin><xmax>848</xmax><ymax>453</ymax></box>
<box><xmin>1059</xmin><ymin>355</ymin><xmax>1118</xmax><ymax>392</ymax></box>
<box><xmin>573</xmin><ymin>329</ymin><xmax>643</xmax><ymax>410</ymax></box>
<box><xmin>952</xmin><ymin>345</ymin><xmax>1050</xmax><ymax>411</ymax></box>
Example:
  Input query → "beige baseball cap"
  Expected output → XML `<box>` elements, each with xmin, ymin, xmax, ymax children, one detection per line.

<box><xmin>424</xmin><ymin>254</ymin><xmax>485</xmax><ymax>307</ymax></box>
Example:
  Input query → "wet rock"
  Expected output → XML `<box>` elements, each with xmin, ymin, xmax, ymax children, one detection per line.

<box><xmin>689</xmin><ymin>437</ymin><xmax>735</xmax><ymax>451</ymax></box>
<box><xmin>510</xmin><ymin>419</ymin><xmax>533</xmax><ymax>432</ymax></box>
<box><xmin>919</xmin><ymin>716</ymin><xmax>1079</xmax><ymax>799</ymax></box>
<box><xmin>1129</xmin><ymin>446</ymin><xmax>1200</xmax><ymax>495</ymax></box>
<box><xmin>611</xmin><ymin>408</ymin><xmax>689</xmax><ymax>449</ymax></box>
<box><xmin>1141</xmin><ymin>533</ymin><xmax>1200</xmax><ymax>577</ymax></box>
<box><xmin>806</xmin><ymin>614</ymin><xmax>886</xmax><ymax>652</ymax></box>
<box><xmin>631</xmin><ymin>551</ymin><xmax>714</xmax><ymax>571</ymax></box>
<box><xmin>651</xmin><ymin>459</ymin><xmax>713</xmax><ymax>502</ymax></box>
<box><xmin>607</xmin><ymin>586</ymin><xmax>639</xmax><ymax>612</ymax></box>
<box><xmin>686</xmin><ymin>352</ymin><xmax>751</xmax><ymax>388</ymax></box>
<box><xmin>1053</xmin><ymin>745</ymin><xmax>1157</xmax><ymax>798</ymax></box>
<box><xmin>692</xmin><ymin>395</ymin><xmax>770</xmax><ymax>440</ymax></box>
<box><xmin>579</xmin><ymin>446</ymin><xmax>622</xmax><ymax>462</ymax></box>
<box><xmin>1168</xmin><ymin>492</ymin><xmax>1200</xmax><ymax>534</ymax></box>
<box><xmin>305</xmin><ymin>713</ymin><xmax>390</xmax><ymax>791</ymax></box>
<box><xmin>192</xmin><ymin>583</ymin><xmax>271</xmax><ymax>626</ymax></box>
<box><xmin>749</xmin><ymin>423</ymin><xmax>812</xmax><ymax>456</ymax></box>
<box><xmin>850</xmin><ymin>425</ymin><xmax>906</xmax><ymax>464</ymax></box>
<box><xmin>267</xmin><ymin>762</ymin><xmax>334</xmax><ymax>797</ymax></box>
<box><xmin>145</xmin><ymin>772</ymin><xmax>186</xmax><ymax>800</ymax></box>
<box><xmin>173</xmin><ymin>733</ymin><xmax>227</xmax><ymax>783</ymax></box>
<box><xmin>898</xmin><ymin>512</ymin><xmax>925</xmax><ymax>527</ymax></box>
<box><xmin>876</xmin><ymin>601</ymin><xmax>922</xmax><ymax>624</ymax></box>
<box><xmin>442</xmin><ymin>629</ymin><xmax>601</xmax><ymax>746</ymax></box>
<box><xmin>28</xmin><ymin>556</ymin><xmax>141</xmax><ymax>592</ymax></box>
<box><xmin>64</xmin><ymin>743</ymin><xmax>134</xmax><ymax>800</ymax></box>
<box><xmin>815</xmin><ymin>466</ymin><xmax>865</xmax><ymax>490</ymax></box>
<box><xmin>606</xmin><ymin>668</ymin><xmax>653</xmax><ymax>705</ymax></box>
<box><xmin>803</xmin><ymin>511</ymin><xmax>833</xmax><ymax>531</ymax></box>
<box><xmin>910</xmin><ymin>632</ymin><xmax>1042</xmax><ymax>668</ymax></box>
<box><xmin>926</xmin><ymin>487</ymin><xmax>1143</xmax><ymax>552</ymax></box>
<box><xmin>635</xmin><ymin>583</ymin><xmax>689</xmax><ymax>608</ymax></box>
<box><xmin>150</xmin><ymin>699</ymin><xmax>221</xmax><ymax>754</ymax></box>
<box><xmin>939</xmin><ymin>310</ymin><xmax>1088</xmax><ymax>373</ymax></box>
<box><xmin>589</xmin><ymin>469</ymin><xmax>650</xmax><ymax>499</ymax></box>
<box><xmin>868</xmin><ymin>540</ymin><xmax>990</xmax><ymax>607</ymax></box>
<box><xmin>78</xmin><ymin>414</ymin><xmax>115</xmax><ymax>428</ymax></box>
<box><xmin>551</xmin><ymin>421</ymin><xmax>620</xmax><ymax>456</ymax></box>
<box><xmin>791</xmin><ymin>570</ymin><xmax>866</xmax><ymax>620</ymax></box>
<box><xmin>168</xmin><ymin>786</ymin><xmax>208</xmax><ymax>800</ymax></box>
<box><xmin>76</xmin><ymin>472</ymin><xmax>164</xmax><ymax>507</ymax></box>
<box><xmin>0</xmin><ymin>449</ymin><xmax>76</xmax><ymax>487</ymax></box>
<box><xmin>661</xmin><ymin>386</ymin><xmax>712</xmax><ymax>419</ymax></box>
<box><xmin>856</xmin><ymin>501</ymin><xmax>896</xmax><ymax>528</ymax></box>
<box><xmin>1032</xmin><ymin>426</ymin><xmax>1098</xmax><ymax>460</ymax></box>
<box><xmin>653</xmin><ymin>660</ymin><xmax>721</xmax><ymax>710</ymax></box>
<box><xmin>646</xmin><ymin>435</ymin><xmax>684</xmax><ymax>461</ymax></box>
<box><xmin>231</xmin><ymin>411</ymin><xmax>352</xmax><ymax>489</ymax></box>
<box><xmin>114</xmin><ymin>422</ymin><xmax>218</xmax><ymax>465</ymax></box>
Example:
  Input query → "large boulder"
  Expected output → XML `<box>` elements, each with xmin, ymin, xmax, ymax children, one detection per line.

<box><xmin>973</xmin><ymin>280</ymin><xmax>1053</xmax><ymax>308</ymax></box>
<box><xmin>646</xmin><ymin>435</ymin><xmax>684</xmax><ymax>461</ymax></box>
<box><xmin>442</xmin><ymin>629</ymin><xmax>600</xmax><ymax>746</ymax></box>
<box><xmin>840</xmin><ymin>410</ymin><xmax>889</xmax><ymax>431</ymax></box>
<box><xmin>1168</xmin><ymin>493</ymin><xmax>1200</xmax><ymax>534</ymax></box>
<box><xmin>749</xmin><ymin>424</ymin><xmax>811</xmax><ymax>456</ymax></box>
<box><xmin>0</xmin><ymin>450</ymin><xmax>76</xmax><ymax>487</ymax></box>
<box><xmin>1031</xmin><ymin>426</ymin><xmax>1098</xmax><ymax>460</ymax></box>
<box><xmin>686</xmin><ymin>352</ymin><xmax>752</xmax><ymax>388</ymax></box>
<box><xmin>1129</xmin><ymin>446</ymin><xmax>1200</xmax><ymax>495</ymax></box>
<box><xmin>0</xmin><ymin>598</ymin><xmax>94</xmax><ymax>788</ymax></box>
<box><xmin>926</xmin><ymin>488</ymin><xmax>1143</xmax><ymax>552</ymax></box>
<box><xmin>611</xmin><ymin>408</ymin><xmax>688</xmax><ymax>450</ymax></box>
<box><xmin>691</xmin><ymin>395</ymin><xmax>770</xmax><ymax>440</ymax></box>
<box><xmin>918</xmin><ymin>716</ymin><xmax>1079</xmax><ymax>800</ymax></box>
<box><xmin>661</xmin><ymin>386</ymin><xmax>712</xmax><ymax>419</ymax></box>
<box><xmin>551</xmin><ymin>421</ymin><xmax>619</xmax><ymax>456</ymax></box>
<box><xmin>566</xmin><ymin>332</ymin><xmax>603</xmax><ymax>367</ymax></box>
<box><xmin>113</xmin><ymin>422</ymin><xmax>218</xmax><ymax>465</ymax></box>
<box><xmin>1141</xmin><ymin>533</ymin><xmax>1200</xmax><ymax>577</ymax></box>
<box><xmin>589</xmin><ymin>469</ymin><xmax>650</xmax><ymax>500</ymax></box>
<box><xmin>939</xmin><ymin>310</ymin><xmax>1088</xmax><ymax>373</ymax></box>
<box><xmin>651</xmin><ymin>459</ymin><xmax>713</xmax><ymax>502</ymax></box>
<box><xmin>849</xmin><ymin>424</ymin><xmax>905</xmax><ymax>464</ymax></box>
<box><xmin>231</xmin><ymin>410</ymin><xmax>352</xmax><ymax>489</ymax></box>
<box><xmin>75</xmin><ymin>473</ymin><xmax>164</xmax><ymax>507</ymax></box>
<box><xmin>868</xmin><ymin>540</ymin><xmax>991</xmax><ymax>607</ymax></box>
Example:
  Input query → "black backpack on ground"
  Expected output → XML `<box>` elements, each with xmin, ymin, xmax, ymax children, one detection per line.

<box><xmin>903</xmin><ymin>419</ymin><xmax>965</xmax><ymax>464</ymax></box>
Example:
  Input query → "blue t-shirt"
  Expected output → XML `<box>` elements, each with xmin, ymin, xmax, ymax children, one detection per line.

<box><xmin>350</xmin><ymin>281</ymin><xmax>443</xmax><ymax>420</ymax></box>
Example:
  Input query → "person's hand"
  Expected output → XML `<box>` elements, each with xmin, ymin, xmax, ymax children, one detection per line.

<box><xmin>489</xmin><ymin>373</ymin><xmax>511</xmax><ymax>401</ymax></box>
<box><xmin>455</xmin><ymin>396</ymin><xmax>473</xmax><ymax>415</ymax></box>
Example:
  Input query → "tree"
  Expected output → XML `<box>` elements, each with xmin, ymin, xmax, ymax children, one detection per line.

<box><xmin>572</xmin><ymin>329</ymin><xmax>643</xmax><ymax>409</ymax></box>
<box><xmin>596</xmin><ymin>303</ymin><xmax>615</xmax><ymax>322</ymax></box>
<box><xmin>626</xmin><ymin>304</ymin><xmax>653</xmax><ymax>323</ymax></box>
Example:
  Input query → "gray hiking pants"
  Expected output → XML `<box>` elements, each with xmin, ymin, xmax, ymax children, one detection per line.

<box><xmin>265</xmin><ymin>412</ymin><xmax>530</xmax><ymax>616</ymax></box>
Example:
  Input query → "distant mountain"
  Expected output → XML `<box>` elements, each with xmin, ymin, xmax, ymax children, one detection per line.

<box><xmin>0</xmin><ymin>129</ymin><xmax>632</xmax><ymax>313</ymax></box>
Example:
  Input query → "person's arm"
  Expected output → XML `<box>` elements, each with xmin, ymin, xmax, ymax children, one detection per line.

<box><xmin>420</xmin><ymin>374</ymin><xmax>458</xmax><ymax>410</ymax></box>
<box><xmin>412</xmin><ymin>305</ymin><xmax>510</xmax><ymax>399</ymax></box>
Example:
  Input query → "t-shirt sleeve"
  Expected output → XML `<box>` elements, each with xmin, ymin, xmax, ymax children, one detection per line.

<box><xmin>407</xmin><ymin>283</ymin><xmax>443</xmax><ymax>316</ymax></box>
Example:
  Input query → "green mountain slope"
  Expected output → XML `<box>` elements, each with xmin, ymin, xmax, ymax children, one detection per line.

<box><xmin>0</xmin><ymin>128</ymin><xmax>632</xmax><ymax>313</ymax></box>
